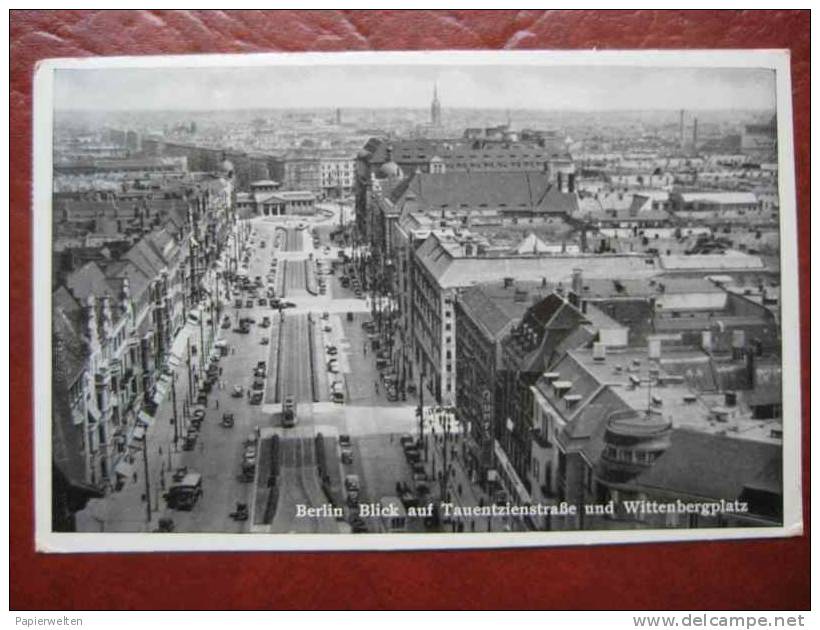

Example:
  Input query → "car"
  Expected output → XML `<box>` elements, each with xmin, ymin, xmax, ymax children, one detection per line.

<box><xmin>341</xmin><ymin>449</ymin><xmax>353</xmax><ymax>464</ymax></box>
<box><xmin>232</xmin><ymin>385</ymin><xmax>244</xmax><ymax>398</ymax></box>
<box><xmin>327</xmin><ymin>360</ymin><xmax>339</xmax><ymax>374</ymax></box>
<box><xmin>250</xmin><ymin>391</ymin><xmax>263</xmax><ymax>405</ymax></box>
<box><xmin>221</xmin><ymin>317</ymin><xmax>231</xmax><ymax>329</ymax></box>
<box><xmin>252</xmin><ymin>377</ymin><xmax>265</xmax><ymax>390</ymax></box>
<box><xmin>258</xmin><ymin>298</ymin><xmax>268</xmax><ymax>306</ymax></box>
<box><xmin>326</xmin><ymin>345</ymin><xmax>338</xmax><ymax>355</ymax></box>
<box><xmin>344</xmin><ymin>474</ymin><xmax>360</xmax><ymax>492</ymax></box>
<box><xmin>260</xmin><ymin>337</ymin><xmax>269</xmax><ymax>345</ymax></box>
<box><xmin>281</xmin><ymin>301</ymin><xmax>296</xmax><ymax>309</ymax></box>
<box><xmin>339</xmin><ymin>434</ymin><xmax>351</xmax><ymax>448</ymax></box>
<box><xmin>234</xmin><ymin>299</ymin><xmax>243</xmax><ymax>309</ymax></box>
<box><xmin>321</xmin><ymin>312</ymin><xmax>329</xmax><ymax>320</ymax></box>
<box><xmin>282</xmin><ymin>396</ymin><xmax>297</xmax><ymax>427</ymax></box>
<box><xmin>261</xmin><ymin>316</ymin><xmax>271</xmax><ymax>328</ymax></box>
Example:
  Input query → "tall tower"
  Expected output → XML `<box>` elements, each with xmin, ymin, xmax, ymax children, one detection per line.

<box><xmin>679</xmin><ymin>109</ymin><xmax>685</xmax><ymax>151</ymax></box>
<box><xmin>431</xmin><ymin>83</ymin><xmax>442</xmax><ymax>127</ymax></box>
<box><xmin>692</xmin><ymin>116</ymin><xmax>699</xmax><ymax>153</ymax></box>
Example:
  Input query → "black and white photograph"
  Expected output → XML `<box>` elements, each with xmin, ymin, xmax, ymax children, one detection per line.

<box><xmin>34</xmin><ymin>50</ymin><xmax>802</xmax><ymax>552</ymax></box>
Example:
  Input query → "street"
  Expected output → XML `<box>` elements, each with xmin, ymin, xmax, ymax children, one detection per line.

<box><xmin>82</xmin><ymin>210</ymin><xmax>424</xmax><ymax>534</ymax></box>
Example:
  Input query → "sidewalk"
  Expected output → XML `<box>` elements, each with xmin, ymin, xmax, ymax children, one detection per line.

<box><xmin>423</xmin><ymin>412</ymin><xmax>510</xmax><ymax>534</ymax></box>
<box><xmin>77</xmin><ymin>276</ymin><xmax>226</xmax><ymax>532</ymax></box>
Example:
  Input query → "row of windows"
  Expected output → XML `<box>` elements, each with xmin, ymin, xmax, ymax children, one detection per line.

<box><xmin>603</xmin><ymin>446</ymin><xmax>660</xmax><ymax>465</ymax></box>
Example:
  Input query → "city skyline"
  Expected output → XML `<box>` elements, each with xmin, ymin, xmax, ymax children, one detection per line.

<box><xmin>54</xmin><ymin>64</ymin><xmax>776</xmax><ymax>112</ymax></box>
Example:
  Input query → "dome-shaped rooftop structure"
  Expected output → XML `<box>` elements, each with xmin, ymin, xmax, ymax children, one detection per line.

<box><xmin>220</xmin><ymin>158</ymin><xmax>234</xmax><ymax>178</ymax></box>
<box><xmin>597</xmin><ymin>408</ymin><xmax>672</xmax><ymax>484</ymax></box>
<box><xmin>379</xmin><ymin>160</ymin><xmax>402</xmax><ymax>179</ymax></box>
<box><xmin>377</xmin><ymin>145</ymin><xmax>402</xmax><ymax>179</ymax></box>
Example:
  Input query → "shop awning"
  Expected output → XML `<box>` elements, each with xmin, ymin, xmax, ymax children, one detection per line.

<box><xmin>169</xmin><ymin>329</ymin><xmax>190</xmax><ymax>366</ymax></box>
<box><xmin>87</xmin><ymin>403</ymin><xmax>101</xmax><ymax>423</ymax></box>
<box><xmin>494</xmin><ymin>439</ymin><xmax>532</xmax><ymax>505</ymax></box>
<box><xmin>114</xmin><ymin>459</ymin><xmax>135</xmax><ymax>477</ymax></box>
<box><xmin>137</xmin><ymin>411</ymin><xmax>154</xmax><ymax>427</ymax></box>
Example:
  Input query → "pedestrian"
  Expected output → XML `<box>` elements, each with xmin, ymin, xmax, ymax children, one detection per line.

<box><xmin>132</xmin><ymin>471</ymin><xmax>138</xmax><ymax>484</ymax></box>
<box><xmin>215</xmin><ymin>399</ymin><xmax>219</xmax><ymax>409</ymax></box>
<box><xmin>219</xmin><ymin>367</ymin><xmax>223</xmax><ymax>376</ymax></box>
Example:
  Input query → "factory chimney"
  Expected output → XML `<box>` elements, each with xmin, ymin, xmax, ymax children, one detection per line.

<box><xmin>679</xmin><ymin>109</ymin><xmax>685</xmax><ymax>151</ymax></box>
<box><xmin>692</xmin><ymin>117</ymin><xmax>699</xmax><ymax>153</ymax></box>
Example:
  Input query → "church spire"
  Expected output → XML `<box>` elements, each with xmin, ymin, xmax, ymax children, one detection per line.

<box><xmin>431</xmin><ymin>82</ymin><xmax>442</xmax><ymax>127</ymax></box>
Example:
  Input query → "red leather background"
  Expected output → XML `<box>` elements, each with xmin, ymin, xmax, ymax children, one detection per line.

<box><xmin>10</xmin><ymin>10</ymin><xmax>810</xmax><ymax>610</ymax></box>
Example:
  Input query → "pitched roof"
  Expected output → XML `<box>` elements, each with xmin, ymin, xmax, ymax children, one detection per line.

<box><xmin>415</xmin><ymin>234</ymin><xmax>660</xmax><ymax>290</ymax></box>
<box><xmin>392</xmin><ymin>171</ymin><xmax>577</xmax><ymax>215</ymax></box>
<box><xmin>660</xmin><ymin>252</ymin><xmax>765</xmax><ymax>271</ymax></box>
<box><xmin>459</xmin><ymin>282</ymin><xmax>552</xmax><ymax>339</ymax></box>
<box><xmin>624</xmin><ymin>428</ymin><xmax>782</xmax><ymax>503</ymax></box>
<box><xmin>65</xmin><ymin>262</ymin><xmax>108</xmax><ymax>302</ymax></box>
<box><xmin>52</xmin><ymin>300</ymin><xmax>88</xmax><ymax>387</ymax></box>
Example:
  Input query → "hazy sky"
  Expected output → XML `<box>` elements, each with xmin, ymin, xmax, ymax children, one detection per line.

<box><xmin>54</xmin><ymin>64</ymin><xmax>776</xmax><ymax>112</ymax></box>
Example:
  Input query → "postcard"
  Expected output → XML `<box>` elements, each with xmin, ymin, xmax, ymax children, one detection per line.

<box><xmin>33</xmin><ymin>49</ymin><xmax>802</xmax><ymax>552</ymax></box>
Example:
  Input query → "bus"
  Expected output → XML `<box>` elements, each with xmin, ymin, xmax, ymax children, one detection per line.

<box><xmin>379</xmin><ymin>496</ymin><xmax>407</xmax><ymax>533</ymax></box>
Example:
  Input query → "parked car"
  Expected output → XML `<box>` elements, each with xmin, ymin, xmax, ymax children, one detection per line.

<box><xmin>260</xmin><ymin>337</ymin><xmax>269</xmax><ymax>345</ymax></box>
<box><xmin>232</xmin><ymin>385</ymin><xmax>244</xmax><ymax>398</ymax></box>
<box><xmin>250</xmin><ymin>391</ymin><xmax>263</xmax><ymax>405</ymax></box>
<box><xmin>344</xmin><ymin>474</ymin><xmax>360</xmax><ymax>492</ymax></box>
<box><xmin>326</xmin><ymin>345</ymin><xmax>338</xmax><ymax>355</ymax></box>
<box><xmin>339</xmin><ymin>434</ymin><xmax>351</xmax><ymax>448</ymax></box>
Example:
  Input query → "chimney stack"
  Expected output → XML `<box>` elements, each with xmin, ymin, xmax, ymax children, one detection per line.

<box><xmin>571</xmin><ymin>268</ymin><xmax>583</xmax><ymax>297</ymax></box>
<box><xmin>568</xmin><ymin>172</ymin><xmax>576</xmax><ymax>193</ymax></box>
<box><xmin>692</xmin><ymin>117</ymin><xmax>699</xmax><ymax>152</ymax></box>
<box><xmin>557</xmin><ymin>171</ymin><xmax>564</xmax><ymax>192</ymax></box>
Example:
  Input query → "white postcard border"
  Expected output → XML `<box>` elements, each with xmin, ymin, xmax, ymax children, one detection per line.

<box><xmin>32</xmin><ymin>49</ymin><xmax>803</xmax><ymax>553</ymax></box>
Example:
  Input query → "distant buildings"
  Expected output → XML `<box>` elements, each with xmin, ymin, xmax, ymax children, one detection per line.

<box><xmin>741</xmin><ymin>116</ymin><xmax>777</xmax><ymax>158</ymax></box>
<box><xmin>319</xmin><ymin>155</ymin><xmax>356</xmax><ymax>197</ymax></box>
